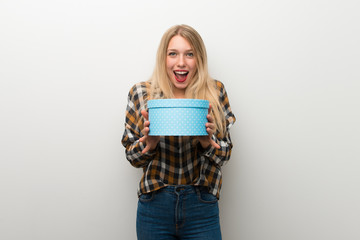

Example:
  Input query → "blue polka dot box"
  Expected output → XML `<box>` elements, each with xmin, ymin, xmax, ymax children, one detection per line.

<box><xmin>147</xmin><ymin>99</ymin><xmax>209</xmax><ymax>136</ymax></box>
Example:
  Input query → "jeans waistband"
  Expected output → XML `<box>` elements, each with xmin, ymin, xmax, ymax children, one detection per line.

<box><xmin>161</xmin><ymin>185</ymin><xmax>199</xmax><ymax>194</ymax></box>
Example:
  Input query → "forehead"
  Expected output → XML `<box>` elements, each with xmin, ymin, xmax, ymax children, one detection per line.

<box><xmin>167</xmin><ymin>35</ymin><xmax>192</xmax><ymax>50</ymax></box>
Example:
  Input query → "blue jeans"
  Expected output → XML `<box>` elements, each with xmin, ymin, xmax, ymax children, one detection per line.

<box><xmin>136</xmin><ymin>185</ymin><xmax>222</xmax><ymax>240</ymax></box>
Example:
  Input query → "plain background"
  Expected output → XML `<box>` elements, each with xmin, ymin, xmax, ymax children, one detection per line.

<box><xmin>1</xmin><ymin>0</ymin><xmax>359</xmax><ymax>239</ymax></box>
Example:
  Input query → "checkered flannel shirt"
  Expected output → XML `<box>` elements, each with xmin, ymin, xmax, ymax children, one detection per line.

<box><xmin>121</xmin><ymin>80</ymin><xmax>236</xmax><ymax>199</ymax></box>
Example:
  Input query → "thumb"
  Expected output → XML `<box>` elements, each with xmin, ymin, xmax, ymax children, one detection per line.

<box><xmin>211</xmin><ymin>139</ymin><xmax>221</xmax><ymax>149</ymax></box>
<box><xmin>208</xmin><ymin>103</ymin><xmax>212</xmax><ymax>114</ymax></box>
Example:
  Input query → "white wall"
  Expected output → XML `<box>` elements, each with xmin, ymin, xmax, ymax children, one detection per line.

<box><xmin>1</xmin><ymin>0</ymin><xmax>359</xmax><ymax>239</ymax></box>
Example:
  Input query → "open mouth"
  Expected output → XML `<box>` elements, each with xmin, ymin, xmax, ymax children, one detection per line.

<box><xmin>174</xmin><ymin>70</ymin><xmax>189</xmax><ymax>82</ymax></box>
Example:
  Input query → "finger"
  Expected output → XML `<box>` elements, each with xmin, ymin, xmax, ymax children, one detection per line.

<box><xmin>207</xmin><ymin>114</ymin><xmax>214</xmax><ymax>123</ymax></box>
<box><xmin>141</xmin><ymin>109</ymin><xmax>149</xmax><ymax>120</ymax></box>
<box><xmin>206</xmin><ymin>122</ymin><xmax>216</xmax><ymax>132</ymax></box>
<box><xmin>142</xmin><ymin>145</ymin><xmax>150</xmax><ymax>154</ymax></box>
<box><xmin>206</xmin><ymin>122</ymin><xmax>215</xmax><ymax>130</ymax></box>
<box><xmin>141</xmin><ymin>126</ymin><xmax>150</xmax><ymax>136</ymax></box>
<box><xmin>139</xmin><ymin>135</ymin><xmax>146</xmax><ymax>142</ymax></box>
<box><xmin>144</xmin><ymin>120</ymin><xmax>150</xmax><ymax>128</ymax></box>
<box><xmin>206</xmin><ymin>127</ymin><xmax>214</xmax><ymax>136</ymax></box>
<box><xmin>210</xmin><ymin>139</ymin><xmax>221</xmax><ymax>149</ymax></box>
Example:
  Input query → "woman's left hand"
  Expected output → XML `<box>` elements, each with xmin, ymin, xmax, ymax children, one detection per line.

<box><xmin>197</xmin><ymin>104</ymin><xmax>221</xmax><ymax>149</ymax></box>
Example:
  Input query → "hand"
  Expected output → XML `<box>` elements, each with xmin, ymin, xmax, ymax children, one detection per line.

<box><xmin>197</xmin><ymin>104</ymin><xmax>221</xmax><ymax>149</ymax></box>
<box><xmin>139</xmin><ymin>109</ymin><xmax>160</xmax><ymax>154</ymax></box>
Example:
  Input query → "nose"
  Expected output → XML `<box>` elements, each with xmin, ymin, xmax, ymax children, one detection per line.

<box><xmin>177</xmin><ymin>55</ymin><xmax>185</xmax><ymax>67</ymax></box>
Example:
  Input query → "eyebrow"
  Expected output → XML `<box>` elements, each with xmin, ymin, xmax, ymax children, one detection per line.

<box><xmin>167</xmin><ymin>49</ymin><xmax>193</xmax><ymax>52</ymax></box>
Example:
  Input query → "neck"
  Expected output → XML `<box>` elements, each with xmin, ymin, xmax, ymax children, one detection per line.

<box><xmin>173</xmin><ymin>89</ymin><xmax>185</xmax><ymax>99</ymax></box>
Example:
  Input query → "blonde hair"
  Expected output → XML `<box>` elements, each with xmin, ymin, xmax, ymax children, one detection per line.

<box><xmin>149</xmin><ymin>24</ymin><xmax>226</xmax><ymax>137</ymax></box>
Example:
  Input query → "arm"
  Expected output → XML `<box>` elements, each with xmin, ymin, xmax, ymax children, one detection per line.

<box><xmin>202</xmin><ymin>81</ymin><xmax>236</xmax><ymax>167</ymax></box>
<box><xmin>121</xmin><ymin>84</ymin><xmax>158</xmax><ymax>168</ymax></box>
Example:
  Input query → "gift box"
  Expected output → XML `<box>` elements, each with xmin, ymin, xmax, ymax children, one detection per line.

<box><xmin>147</xmin><ymin>99</ymin><xmax>209</xmax><ymax>136</ymax></box>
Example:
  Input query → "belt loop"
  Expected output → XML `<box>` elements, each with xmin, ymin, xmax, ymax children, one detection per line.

<box><xmin>194</xmin><ymin>186</ymin><xmax>200</xmax><ymax>195</ymax></box>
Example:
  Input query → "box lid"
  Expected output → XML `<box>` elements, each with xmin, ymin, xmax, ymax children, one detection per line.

<box><xmin>148</xmin><ymin>99</ymin><xmax>209</xmax><ymax>109</ymax></box>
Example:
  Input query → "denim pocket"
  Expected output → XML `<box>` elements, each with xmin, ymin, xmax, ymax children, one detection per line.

<box><xmin>197</xmin><ymin>190</ymin><xmax>218</xmax><ymax>203</ymax></box>
<box><xmin>138</xmin><ymin>192</ymin><xmax>154</xmax><ymax>202</ymax></box>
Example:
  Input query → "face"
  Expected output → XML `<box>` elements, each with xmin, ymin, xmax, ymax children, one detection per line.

<box><xmin>166</xmin><ymin>35</ymin><xmax>197</xmax><ymax>98</ymax></box>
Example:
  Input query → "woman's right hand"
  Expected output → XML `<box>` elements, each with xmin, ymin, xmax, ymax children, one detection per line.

<box><xmin>139</xmin><ymin>109</ymin><xmax>160</xmax><ymax>154</ymax></box>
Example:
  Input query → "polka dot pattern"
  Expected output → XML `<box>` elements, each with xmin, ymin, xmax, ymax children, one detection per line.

<box><xmin>148</xmin><ymin>99</ymin><xmax>209</xmax><ymax>136</ymax></box>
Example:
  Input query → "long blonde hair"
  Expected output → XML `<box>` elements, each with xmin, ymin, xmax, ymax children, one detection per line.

<box><xmin>149</xmin><ymin>24</ymin><xmax>226</xmax><ymax>137</ymax></box>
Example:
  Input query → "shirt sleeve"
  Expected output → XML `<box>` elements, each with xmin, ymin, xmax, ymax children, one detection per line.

<box><xmin>203</xmin><ymin>81</ymin><xmax>236</xmax><ymax>167</ymax></box>
<box><xmin>121</xmin><ymin>84</ymin><xmax>156</xmax><ymax>168</ymax></box>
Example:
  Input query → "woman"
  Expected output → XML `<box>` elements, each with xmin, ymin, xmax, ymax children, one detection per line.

<box><xmin>122</xmin><ymin>24</ymin><xmax>236</xmax><ymax>240</ymax></box>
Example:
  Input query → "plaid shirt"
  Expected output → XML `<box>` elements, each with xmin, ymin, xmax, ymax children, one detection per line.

<box><xmin>121</xmin><ymin>80</ymin><xmax>236</xmax><ymax>199</ymax></box>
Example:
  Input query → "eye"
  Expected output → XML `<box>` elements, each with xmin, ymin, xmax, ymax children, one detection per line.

<box><xmin>186</xmin><ymin>52</ymin><xmax>194</xmax><ymax>57</ymax></box>
<box><xmin>168</xmin><ymin>52</ymin><xmax>177</xmax><ymax>56</ymax></box>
